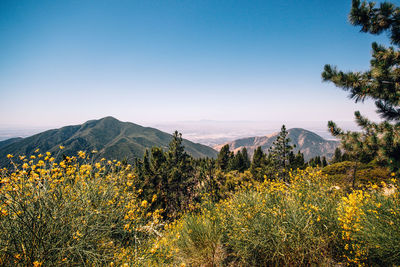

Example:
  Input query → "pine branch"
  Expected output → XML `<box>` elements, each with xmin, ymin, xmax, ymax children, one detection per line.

<box><xmin>350</xmin><ymin>0</ymin><xmax>400</xmax><ymax>45</ymax></box>
<box><xmin>375</xmin><ymin>100</ymin><xmax>400</xmax><ymax>121</ymax></box>
<box><xmin>327</xmin><ymin>121</ymin><xmax>343</xmax><ymax>136</ymax></box>
<box><xmin>322</xmin><ymin>65</ymin><xmax>372</xmax><ymax>103</ymax></box>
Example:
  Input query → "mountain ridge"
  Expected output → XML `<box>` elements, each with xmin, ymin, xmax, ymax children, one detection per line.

<box><xmin>0</xmin><ymin>117</ymin><xmax>217</xmax><ymax>166</ymax></box>
<box><xmin>213</xmin><ymin>128</ymin><xmax>339</xmax><ymax>161</ymax></box>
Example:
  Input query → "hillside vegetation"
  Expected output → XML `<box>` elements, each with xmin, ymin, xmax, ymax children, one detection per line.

<box><xmin>0</xmin><ymin>132</ymin><xmax>398</xmax><ymax>266</ymax></box>
<box><xmin>0</xmin><ymin>117</ymin><xmax>217</xmax><ymax>167</ymax></box>
<box><xmin>214</xmin><ymin>128</ymin><xmax>339</xmax><ymax>161</ymax></box>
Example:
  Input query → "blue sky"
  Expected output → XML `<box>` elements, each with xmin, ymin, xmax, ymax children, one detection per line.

<box><xmin>1</xmin><ymin>0</ymin><xmax>398</xmax><ymax>128</ymax></box>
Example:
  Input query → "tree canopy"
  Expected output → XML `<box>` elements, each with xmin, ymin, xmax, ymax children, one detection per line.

<box><xmin>322</xmin><ymin>0</ymin><xmax>400</xmax><ymax>174</ymax></box>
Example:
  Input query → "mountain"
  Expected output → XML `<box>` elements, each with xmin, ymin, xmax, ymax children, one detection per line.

<box><xmin>213</xmin><ymin>128</ymin><xmax>339</xmax><ymax>161</ymax></box>
<box><xmin>0</xmin><ymin>117</ymin><xmax>217</xmax><ymax>166</ymax></box>
<box><xmin>0</xmin><ymin>137</ymin><xmax>23</xmax><ymax>149</ymax></box>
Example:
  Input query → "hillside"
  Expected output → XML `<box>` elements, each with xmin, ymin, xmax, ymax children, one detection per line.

<box><xmin>0</xmin><ymin>117</ymin><xmax>217</xmax><ymax>166</ymax></box>
<box><xmin>0</xmin><ymin>137</ymin><xmax>23</xmax><ymax>149</ymax></box>
<box><xmin>213</xmin><ymin>128</ymin><xmax>339</xmax><ymax>160</ymax></box>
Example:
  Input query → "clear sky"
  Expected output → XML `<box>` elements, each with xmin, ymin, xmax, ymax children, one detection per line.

<box><xmin>1</xmin><ymin>0</ymin><xmax>399</xmax><ymax>128</ymax></box>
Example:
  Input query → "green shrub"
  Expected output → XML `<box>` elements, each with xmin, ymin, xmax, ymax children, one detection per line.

<box><xmin>0</xmin><ymin>152</ymin><xmax>162</xmax><ymax>265</ymax></box>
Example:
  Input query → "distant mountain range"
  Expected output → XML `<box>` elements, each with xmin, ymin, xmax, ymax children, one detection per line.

<box><xmin>213</xmin><ymin>128</ymin><xmax>339</xmax><ymax>161</ymax></box>
<box><xmin>0</xmin><ymin>117</ymin><xmax>218</xmax><ymax>166</ymax></box>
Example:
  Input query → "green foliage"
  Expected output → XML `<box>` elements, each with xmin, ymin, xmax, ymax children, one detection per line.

<box><xmin>175</xmin><ymin>213</ymin><xmax>225</xmax><ymax>266</ymax></box>
<box><xmin>0</xmin><ymin>117</ymin><xmax>217</xmax><ymax>168</ymax></box>
<box><xmin>357</xmin><ymin>192</ymin><xmax>400</xmax><ymax>265</ymax></box>
<box><xmin>308</xmin><ymin>155</ymin><xmax>322</xmax><ymax>167</ymax></box>
<box><xmin>135</xmin><ymin>131</ymin><xmax>196</xmax><ymax>219</ymax></box>
<box><xmin>322</xmin><ymin>156</ymin><xmax>328</xmax><ymax>167</ymax></box>
<box><xmin>250</xmin><ymin>146</ymin><xmax>267</xmax><ymax>182</ymax></box>
<box><xmin>216</xmin><ymin>145</ymin><xmax>251</xmax><ymax>174</ymax></box>
<box><xmin>2</xmin><ymin>148</ymin><xmax>400</xmax><ymax>266</ymax></box>
<box><xmin>290</xmin><ymin>150</ymin><xmax>306</xmax><ymax>169</ymax></box>
<box><xmin>322</xmin><ymin>161</ymin><xmax>391</xmax><ymax>186</ymax></box>
<box><xmin>322</xmin><ymin>0</ymin><xmax>400</xmax><ymax>174</ymax></box>
<box><xmin>268</xmin><ymin>125</ymin><xmax>296</xmax><ymax>181</ymax></box>
<box><xmin>216</xmin><ymin>144</ymin><xmax>232</xmax><ymax>172</ymax></box>
<box><xmin>323</xmin><ymin>161</ymin><xmax>356</xmax><ymax>176</ymax></box>
<box><xmin>155</xmin><ymin>167</ymin><xmax>400</xmax><ymax>266</ymax></box>
<box><xmin>229</xmin><ymin>148</ymin><xmax>251</xmax><ymax>173</ymax></box>
<box><xmin>0</xmin><ymin>152</ymin><xmax>162</xmax><ymax>266</ymax></box>
<box><xmin>157</xmin><ymin>168</ymin><xmax>346</xmax><ymax>266</ymax></box>
<box><xmin>331</xmin><ymin>147</ymin><xmax>345</xmax><ymax>163</ymax></box>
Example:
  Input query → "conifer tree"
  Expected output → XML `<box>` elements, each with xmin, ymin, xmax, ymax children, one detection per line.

<box><xmin>322</xmin><ymin>0</ymin><xmax>400</xmax><ymax>174</ymax></box>
<box><xmin>268</xmin><ymin>125</ymin><xmax>295</xmax><ymax>181</ymax></box>
<box><xmin>290</xmin><ymin>151</ymin><xmax>305</xmax><ymax>170</ymax></box>
<box><xmin>332</xmin><ymin>147</ymin><xmax>343</xmax><ymax>163</ymax></box>
<box><xmin>166</xmin><ymin>131</ymin><xmax>195</xmax><ymax>216</ymax></box>
<box><xmin>322</xmin><ymin>156</ymin><xmax>328</xmax><ymax>167</ymax></box>
<box><xmin>241</xmin><ymin>147</ymin><xmax>251</xmax><ymax>170</ymax></box>
<box><xmin>250</xmin><ymin>146</ymin><xmax>267</xmax><ymax>181</ymax></box>
<box><xmin>252</xmin><ymin>146</ymin><xmax>265</xmax><ymax>169</ymax></box>
<box><xmin>217</xmin><ymin>144</ymin><xmax>232</xmax><ymax>172</ymax></box>
<box><xmin>308</xmin><ymin>156</ymin><xmax>322</xmax><ymax>167</ymax></box>
<box><xmin>315</xmin><ymin>156</ymin><xmax>321</xmax><ymax>167</ymax></box>
<box><xmin>135</xmin><ymin>131</ymin><xmax>196</xmax><ymax>218</ymax></box>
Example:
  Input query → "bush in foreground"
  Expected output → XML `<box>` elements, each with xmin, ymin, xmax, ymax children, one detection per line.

<box><xmin>0</xmin><ymin>150</ymin><xmax>162</xmax><ymax>265</ymax></box>
<box><xmin>153</xmin><ymin>168</ymin><xmax>400</xmax><ymax>266</ymax></box>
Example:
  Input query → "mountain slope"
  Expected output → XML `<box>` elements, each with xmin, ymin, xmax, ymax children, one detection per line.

<box><xmin>213</xmin><ymin>128</ymin><xmax>339</xmax><ymax>160</ymax></box>
<box><xmin>0</xmin><ymin>137</ymin><xmax>23</xmax><ymax>149</ymax></box>
<box><xmin>0</xmin><ymin>117</ymin><xmax>217</xmax><ymax>166</ymax></box>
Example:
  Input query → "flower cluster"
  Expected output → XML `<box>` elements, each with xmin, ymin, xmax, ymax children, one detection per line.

<box><xmin>0</xmin><ymin>149</ymin><xmax>162</xmax><ymax>265</ymax></box>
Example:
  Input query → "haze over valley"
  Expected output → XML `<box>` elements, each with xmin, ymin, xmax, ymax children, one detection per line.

<box><xmin>0</xmin><ymin>119</ymin><xmax>359</xmax><ymax>146</ymax></box>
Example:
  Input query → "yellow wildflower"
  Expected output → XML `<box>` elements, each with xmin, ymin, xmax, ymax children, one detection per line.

<box><xmin>78</xmin><ymin>151</ymin><xmax>86</xmax><ymax>159</ymax></box>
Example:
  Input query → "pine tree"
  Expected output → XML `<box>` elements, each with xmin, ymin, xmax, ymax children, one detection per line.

<box><xmin>315</xmin><ymin>156</ymin><xmax>321</xmax><ymax>167</ymax></box>
<box><xmin>135</xmin><ymin>131</ymin><xmax>196</xmax><ymax>218</ymax></box>
<box><xmin>290</xmin><ymin>151</ymin><xmax>305</xmax><ymax>170</ymax></box>
<box><xmin>241</xmin><ymin>147</ymin><xmax>251</xmax><ymax>170</ymax></box>
<box><xmin>322</xmin><ymin>0</ymin><xmax>400</xmax><ymax>174</ymax></box>
<box><xmin>332</xmin><ymin>147</ymin><xmax>343</xmax><ymax>163</ymax></box>
<box><xmin>308</xmin><ymin>156</ymin><xmax>322</xmax><ymax>167</ymax></box>
<box><xmin>322</xmin><ymin>156</ymin><xmax>328</xmax><ymax>167</ymax></box>
<box><xmin>268</xmin><ymin>125</ymin><xmax>295</xmax><ymax>181</ymax></box>
<box><xmin>252</xmin><ymin>146</ymin><xmax>265</xmax><ymax>169</ymax></box>
<box><xmin>166</xmin><ymin>131</ymin><xmax>195</xmax><ymax>217</ymax></box>
<box><xmin>250</xmin><ymin>146</ymin><xmax>267</xmax><ymax>181</ymax></box>
<box><xmin>217</xmin><ymin>144</ymin><xmax>232</xmax><ymax>172</ymax></box>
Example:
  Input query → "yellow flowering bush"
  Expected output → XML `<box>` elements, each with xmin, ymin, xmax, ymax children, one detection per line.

<box><xmin>155</xmin><ymin>168</ymin><xmax>342</xmax><ymax>266</ymax></box>
<box><xmin>155</xmin><ymin>168</ymin><xmax>400</xmax><ymax>266</ymax></box>
<box><xmin>1</xmin><ymin>149</ymin><xmax>399</xmax><ymax>266</ymax></box>
<box><xmin>0</xmin><ymin>150</ymin><xmax>162</xmax><ymax>265</ymax></box>
<box><xmin>337</xmin><ymin>181</ymin><xmax>400</xmax><ymax>266</ymax></box>
<box><xmin>337</xmin><ymin>190</ymin><xmax>370</xmax><ymax>265</ymax></box>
